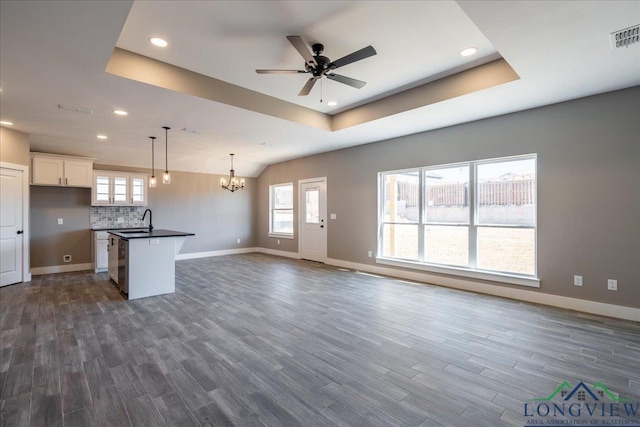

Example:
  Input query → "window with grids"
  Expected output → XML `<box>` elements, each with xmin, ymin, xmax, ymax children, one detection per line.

<box><xmin>269</xmin><ymin>183</ymin><xmax>294</xmax><ymax>236</ymax></box>
<box><xmin>379</xmin><ymin>155</ymin><xmax>536</xmax><ymax>278</ymax></box>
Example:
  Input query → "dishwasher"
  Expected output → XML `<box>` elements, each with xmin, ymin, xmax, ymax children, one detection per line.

<box><xmin>117</xmin><ymin>238</ymin><xmax>128</xmax><ymax>294</ymax></box>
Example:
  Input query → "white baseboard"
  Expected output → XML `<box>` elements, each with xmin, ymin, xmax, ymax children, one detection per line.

<box><xmin>176</xmin><ymin>247</ymin><xmax>258</xmax><ymax>260</ymax></box>
<box><xmin>255</xmin><ymin>247</ymin><xmax>301</xmax><ymax>259</ymax></box>
<box><xmin>31</xmin><ymin>263</ymin><xmax>93</xmax><ymax>276</ymax></box>
<box><xmin>325</xmin><ymin>258</ymin><xmax>640</xmax><ymax>322</ymax></box>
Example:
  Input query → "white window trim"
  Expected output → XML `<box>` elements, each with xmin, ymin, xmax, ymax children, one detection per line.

<box><xmin>268</xmin><ymin>233</ymin><xmax>295</xmax><ymax>240</ymax></box>
<box><xmin>376</xmin><ymin>257</ymin><xmax>540</xmax><ymax>288</ymax></box>
<box><xmin>269</xmin><ymin>182</ymin><xmax>294</xmax><ymax>237</ymax></box>
<box><xmin>378</xmin><ymin>154</ymin><xmax>538</xmax><ymax>287</ymax></box>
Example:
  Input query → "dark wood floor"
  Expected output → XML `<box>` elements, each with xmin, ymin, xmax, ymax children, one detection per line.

<box><xmin>1</xmin><ymin>253</ymin><xmax>639</xmax><ymax>427</ymax></box>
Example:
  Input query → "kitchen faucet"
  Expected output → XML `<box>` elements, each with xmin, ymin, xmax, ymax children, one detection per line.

<box><xmin>142</xmin><ymin>209</ymin><xmax>153</xmax><ymax>231</ymax></box>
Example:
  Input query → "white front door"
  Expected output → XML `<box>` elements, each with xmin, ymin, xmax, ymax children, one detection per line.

<box><xmin>299</xmin><ymin>178</ymin><xmax>327</xmax><ymax>262</ymax></box>
<box><xmin>1</xmin><ymin>168</ymin><xmax>24</xmax><ymax>286</ymax></box>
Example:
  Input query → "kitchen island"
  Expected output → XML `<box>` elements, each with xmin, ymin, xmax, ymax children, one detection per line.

<box><xmin>107</xmin><ymin>229</ymin><xmax>194</xmax><ymax>300</ymax></box>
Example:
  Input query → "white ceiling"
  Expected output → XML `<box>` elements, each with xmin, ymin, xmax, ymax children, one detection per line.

<box><xmin>1</xmin><ymin>1</ymin><xmax>639</xmax><ymax>177</ymax></box>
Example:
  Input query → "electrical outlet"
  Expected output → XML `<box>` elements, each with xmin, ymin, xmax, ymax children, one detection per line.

<box><xmin>573</xmin><ymin>275</ymin><xmax>583</xmax><ymax>286</ymax></box>
<box><xmin>368</xmin><ymin>250</ymin><xmax>373</xmax><ymax>258</ymax></box>
<box><xmin>63</xmin><ymin>255</ymin><xmax>71</xmax><ymax>262</ymax></box>
<box><xmin>277</xmin><ymin>240</ymin><xmax>280</xmax><ymax>245</ymax></box>
<box><xmin>607</xmin><ymin>279</ymin><xmax>618</xmax><ymax>291</ymax></box>
<box><xmin>117</xmin><ymin>217</ymin><xmax>124</xmax><ymax>223</ymax></box>
<box><xmin>57</xmin><ymin>218</ymin><xmax>63</xmax><ymax>225</ymax></box>
<box><xmin>236</xmin><ymin>238</ymin><xmax>241</xmax><ymax>244</ymax></box>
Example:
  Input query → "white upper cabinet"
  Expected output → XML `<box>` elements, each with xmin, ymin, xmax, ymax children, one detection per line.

<box><xmin>92</xmin><ymin>171</ymin><xmax>148</xmax><ymax>206</ymax></box>
<box><xmin>31</xmin><ymin>153</ymin><xmax>94</xmax><ymax>187</ymax></box>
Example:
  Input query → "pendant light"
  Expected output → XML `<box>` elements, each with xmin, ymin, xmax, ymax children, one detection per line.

<box><xmin>221</xmin><ymin>153</ymin><xmax>245</xmax><ymax>192</ymax></box>
<box><xmin>162</xmin><ymin>126</ymin><xmax>171</xmax><ymax>184</ymax></box>
<box><xmin>149</xmin><ymin>136</ymin><xmax>157</xmax><ymax>187</ymax></box>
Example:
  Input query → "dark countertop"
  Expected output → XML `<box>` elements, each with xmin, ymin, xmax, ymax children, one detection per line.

<box><xmin>107</xmin><ymin>229</ymin><xmax>195</xmax><ymax>240</ymax></box>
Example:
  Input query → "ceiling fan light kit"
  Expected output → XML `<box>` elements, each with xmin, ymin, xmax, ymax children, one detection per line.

<box><xmin>256</xmin><ymin>35</ymin><xmax>377</xmax><ymax>96</ymax></box>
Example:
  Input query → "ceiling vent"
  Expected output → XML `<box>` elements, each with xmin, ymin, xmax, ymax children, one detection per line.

<box><xmin>611</xmin><ymin>25</ymin><xmax>639</xmax><ymax>49</ymax></box>
<box><xmin>58</xmin><ymin>104</ymin><xmax>93</xmax><ymax>114</ymax></box>
<box><xmin>180</xmin><ymin>127</ymin><xmax>202</xmax><ymax>134</ymax></box>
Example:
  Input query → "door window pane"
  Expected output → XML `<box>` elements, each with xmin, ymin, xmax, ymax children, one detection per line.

<box><xmin>382</xmin><ymin>224</ymin><xmax>418</xmax><ymax>260</ymax></box>
<box><xmin>424</xmin><ymin>225</ymin><xmax>468</xmax><ymax>267</ymax></box>
<box><xmin>305</xmin><ymin>189</ymin><xmax>319</xmax><ymax>223</ymax></box>
<box><xmin>476</xmin><ymin>227</ymin><xmax>535</xmax><ymax>275</ymax></box>
<box><xmin>477</xmin><ymin>158</ymin><xmax>536</xmax><ymax>226</ymax></box>
<box><xmin>425</xmin><ymin>166</ymin><xmax>469</xmax><ymax>224</ymax></box>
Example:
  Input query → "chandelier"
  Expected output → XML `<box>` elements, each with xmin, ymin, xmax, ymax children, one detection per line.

<box><xmin>221</xmin><ymin>153</ymin><xmax>245</xmax><ymax>192</ymax></box>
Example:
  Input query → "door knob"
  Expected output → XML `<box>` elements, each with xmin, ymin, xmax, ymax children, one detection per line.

<box><xmin>16</xmin><ymin>230</ymin><xmax>23</xmax><ymax>234</ymax></box>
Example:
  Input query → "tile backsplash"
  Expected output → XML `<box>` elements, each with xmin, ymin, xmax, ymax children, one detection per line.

<box><xmin>90</xmin><ymin>206</ymin><xmax>148</xmax><ymax>229</ymax></box>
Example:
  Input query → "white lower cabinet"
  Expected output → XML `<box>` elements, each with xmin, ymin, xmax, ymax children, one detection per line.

<box><xmin>94</xmin><ymin>231</ymin><xmax>109</xmax><ymax>273</ymax></box>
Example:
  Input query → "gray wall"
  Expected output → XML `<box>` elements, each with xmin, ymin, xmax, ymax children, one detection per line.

<box><xmin>30</xmin><ymin>186</ymin><xmax>92</xmax><ymax>267</ymax></box>
<box><xmin>0</xmin><ymin>126</ymin><xmax>30</xmax><ymax>166</ymax></box>
<box><xmin>30</xmin><ymin>167</ymin><xmax>256</xmax><ymax>268</ymax></box>
<box><xmin>257</xmin><ymin>87</ymin><xmax>640</xmax><ymax>309</ymax></box>
<box><xmin>143</xmin><ymin>170</ymin><xmax>256</xmax><ymax>254</ymax></box>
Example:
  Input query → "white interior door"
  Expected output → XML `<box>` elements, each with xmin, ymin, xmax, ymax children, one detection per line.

<box><xmin>299</xmin><ymin>178</ymin><xmax>327</xmax><ymax>262</ymax></box>
<box><xmin>1</xmin><ymin>168</ymin><xmax>24</xmax><ymax>286</ymax></box>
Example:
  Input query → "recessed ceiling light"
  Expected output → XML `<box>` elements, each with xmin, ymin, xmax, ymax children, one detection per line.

<box><xmin>150</xmin><ymin>37</ymin><xmax>168</xmax><ymax>47</ymax></box>
<box><xmin>327</xmin><ymin>101</ymin><xmax>338</xmax><ymax>107</ymax></box>
<box><xmin>0</xmin><ymin>120</ymin><xmax>13</xmax><ymax>126</ymax></box>
<box><xmin>113</xmin><ymin>110</ymin><xmax>128</xmax><ymax>116</ymax></box>
<box><xmin>460</xmin><ymin>47</ymin><xmax>478</xmax><ymax>57</ymax></box>
<box><xmin>97</xmin><ymin>135</ymin><xmax>108</xmax><ymax>140</ymax></box>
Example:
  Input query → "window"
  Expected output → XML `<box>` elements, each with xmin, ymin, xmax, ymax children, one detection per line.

<box><xmin>379</xmin><ymin>155</ymin><xmax>537</xmax><ymax>285</ymax></box>
<box><xmin>269</xmin><ymin>183</ymin><xmax>294</xmax><ymax>237</ymax></box>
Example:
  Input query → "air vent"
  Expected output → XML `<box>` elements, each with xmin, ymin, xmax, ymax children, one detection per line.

<box><xmin>58</xmin><ymin>104</ymin><xmax>93</xmax><ymax>114</ymax></box>
<box><xmin>180</xmin><ymin>127</ymin><xmax>202</xmax><ymax>134</ymax></box>
<box><xmin>611</xmin><ymin>25</ymin><xmax>639</xmax><ymax>49</ymax></box>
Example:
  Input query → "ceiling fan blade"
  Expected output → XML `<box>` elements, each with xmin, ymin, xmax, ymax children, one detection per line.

<box><xmin>298</xmin><ymin>77</ymin><xmax>320</xmax><ymax>96</ymax></box>
<box><xmin>329</xmin><ymin>45</ymin><xmax>377</xmax><ymax>69</ymax></box>
<box><xmin>326</xmin><ymin>73</ymin><xmax>367</xmax><ymax>89</ymax></box>
<box><xmin>287</xmin><ymin>35</ymin><xmax>317</xmax><ymax>66</ymax></box>
<box><xmin>256</xmin><ymin>69</ymin><xmax>307</xmax><ymax>74</ymax></box>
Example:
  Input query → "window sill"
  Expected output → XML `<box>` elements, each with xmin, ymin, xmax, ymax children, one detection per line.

<box><xmin>376</xmin><ymin>257</ymin><xmax>540</xmax><ymax>288</ymax></box>
<box><xmin>268</xmin><ymin>233</ymin><xmax>294</xmax><ymax>240</ymax></box>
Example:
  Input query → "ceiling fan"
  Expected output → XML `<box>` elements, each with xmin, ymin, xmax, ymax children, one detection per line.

<box><xmin>256</xmin><ymin>36</ymin><xmax>377</xmax><ymax>96</ymax></box>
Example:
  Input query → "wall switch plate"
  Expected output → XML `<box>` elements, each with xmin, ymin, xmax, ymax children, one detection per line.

<box><xmin>277</xmin><ymin>240</ymin><xmax>280</xmax><ymax>245</ymax></box>
<box><xmin>330</xmin><ymin>213</ymin><xmax>337</xmax><ymax>220</ymax></box>
<box><xmin>368</xmin><ymin>250</ymin><xmax>373</xmax><ymax>258</ymax></box>
<box><xmin>607</xmin><ymin>279</ymin><xmax>618</xmax><ymax>291</ymax></box>
<box><xmin>574</xmin><ymin>275</ymin><xmax>583</xmax><ymax>286</ymax></box>
<box><xmin>57</xmin><ymin>218</ymin><xmax>63</xmax><ymax>225</ymax></box>
<box><xmin>237</xmin><ymin>238</ymin><xmax>241</xmax><ymax>244</ymax></box>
